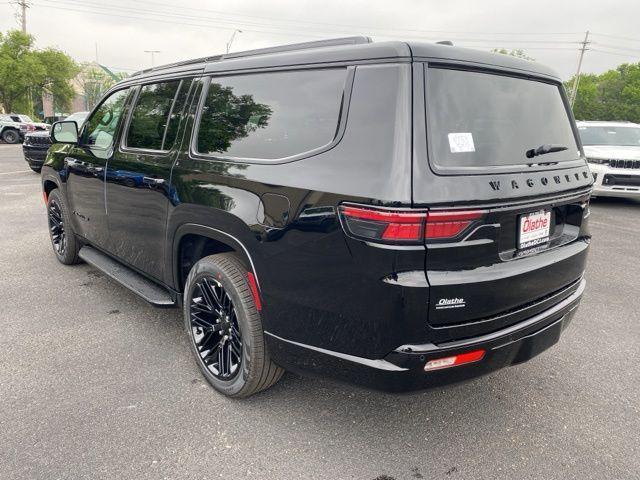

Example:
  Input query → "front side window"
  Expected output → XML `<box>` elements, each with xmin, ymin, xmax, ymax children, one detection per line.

<box><xmin>426</xmin><ymin>67</ymin><xmax>580</xmax><ymax>170</ymax></box>
<box><xmin>82</xmin><ymin>88</ymin><xmax>130</xmax><ymax>149</ymax></box>
<box><xmin>578</xmin><ymin>125</ymin><xmax>640</xmax><ymax>146</ymax></box>
<box><xmin>196</xmin><ymin>69</ymin><xmax>347</xmax><ymax>160</ymax></box>
<box><xmin>126</xmin><ymin>80</ymin><xmax>182</xmax><ymax>151</ymax></box>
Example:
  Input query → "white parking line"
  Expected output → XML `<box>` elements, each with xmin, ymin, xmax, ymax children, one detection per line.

<box><xmin>0</xmin><ymin>170</ymin><xmax>30</xmax><ymax>176</ymax></box>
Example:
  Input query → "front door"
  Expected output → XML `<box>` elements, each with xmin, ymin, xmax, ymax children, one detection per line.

<box><xmin>64</xmin><ymin>88</ymin><xmax>131</xmax><ymax>246</ymax></box>
<box><xmin>104</xmin><ymin>79</ymin><xmax>192</xmax><ymax>280</ymax></box>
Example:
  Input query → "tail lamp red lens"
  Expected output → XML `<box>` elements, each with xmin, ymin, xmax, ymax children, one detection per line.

<box><xmin>424</xmin><ymin>210</ymin><xmax>485</xmax><ymax>239</ymax></box>
<box><xmin>423</xmin><ymin>349</ymin><xmax>485</xmax><ymax>372</ymax></box>
<box><xmin>339</xmin><ymin>205</ymin><xmax>485</xmax><ymax>244</ymax></box>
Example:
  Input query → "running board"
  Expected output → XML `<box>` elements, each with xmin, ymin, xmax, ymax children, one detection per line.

<box><xmin>78</xmin><ymin>246</ymin><xmax>176</xmax><ymax>307</ymax></box>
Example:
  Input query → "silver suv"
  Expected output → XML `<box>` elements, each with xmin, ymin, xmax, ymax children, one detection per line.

<box><xmin>578</xmin><ymin>121</ymin><xmax>640</xmax><ymax>198</ymax></box>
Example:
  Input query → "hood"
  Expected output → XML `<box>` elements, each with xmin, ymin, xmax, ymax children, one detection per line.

<box><xmin>26</xmin><ymin>130</ymin><xmax>51</xmax><ymax>138</ymax></box>
<box><xmin>583</xmin><ymin>145</ymin><xmax>640</xmax><ymax>160</ymax></box>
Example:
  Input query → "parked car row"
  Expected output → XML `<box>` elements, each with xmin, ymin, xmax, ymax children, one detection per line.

<box><xmin>0</xmin><ymin>113</ymin><xmax>50</xmax><ymax>144</ymax></box>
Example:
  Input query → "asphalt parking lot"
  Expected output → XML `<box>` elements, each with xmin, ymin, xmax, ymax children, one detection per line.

<box><xmin>0</xmin><ymin>143</ymin><xmax>638</xmax><ymax>480</ymax></box>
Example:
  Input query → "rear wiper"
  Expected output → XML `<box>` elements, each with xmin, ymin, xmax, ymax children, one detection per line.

<box><xmin>525</xmin><ymin>144</ymin><xmax>568</xmax><ymax>159</ymax></box>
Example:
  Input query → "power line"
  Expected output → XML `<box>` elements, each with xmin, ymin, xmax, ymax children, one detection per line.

<box><xmin>590</xmin><ymin>48</ymin><xmax>640</xmax><ymax>59</ymax></box>
<box><xmin>592</xmin><ymin>42</ymin><xmax>640</xmax><ymax>54</ymax></box>
<box><xmin>62</xmin><ymin>0</ymin><xmax>586</xmax><ymax>38</ymax></box>
<box><xmin>36</xmin><ymin>0</ymin><xmax>585</xmax><ymax>44</ymax></box>
<box><xmin>591</xmin><ymin>32</ymin><xmax>640</xmax><ymax>44</ymax></box>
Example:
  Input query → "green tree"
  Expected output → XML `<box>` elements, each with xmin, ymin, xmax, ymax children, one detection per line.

<box><xmin>491</xmin><ymin>48</ymin><xmax>535</xmax><ymax>61</ymax></box>
<box><xmin>568</xmin><ymin>62</ymin><xmax>640</xmax><ymax>122</ymax></box>
<box><xmin>0</xmin><ymin>30</ymin><xmax>78</xmax><ymax>115</ymax></box>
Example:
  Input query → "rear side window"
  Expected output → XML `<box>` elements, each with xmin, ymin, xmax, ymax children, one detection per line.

<box><xmin>426</xmin><ymin>67</ymin><xmax>580</xmax><ymax>170</ymax></box>
<box><xmin>126</xmin><ymin>80</ymin><xmax>181</xmax><ymax>151</ymax></box>
<box><xmin>196</xmin><ymin>69</ymin><xmax>347</xmax><ymax>160</ymax></box>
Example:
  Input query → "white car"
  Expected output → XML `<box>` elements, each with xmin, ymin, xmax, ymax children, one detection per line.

<box><xmin>577</xmin><ymin>121</ymin><xmax>640</xmax><ymax>198</ymax></box>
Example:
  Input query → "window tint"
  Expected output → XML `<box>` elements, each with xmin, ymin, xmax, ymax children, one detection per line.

<box><xmin>82</xmin><ymin>88</ymin><xmax>130</xmax><ymax>149</ymax></box>
<box><xmin>426</xmin><ymin>67</ymin><xmax>579</xmax><ymax>169</ymax></box>
<box><xmin>196</xmin><ymin>69</ymin><xmax>347</xmax><ymax>159</ymax></box>
<box><xmin>126</xmin><ymin>81</ymin><xmax>181</xmax><ymax>150</ymax></box>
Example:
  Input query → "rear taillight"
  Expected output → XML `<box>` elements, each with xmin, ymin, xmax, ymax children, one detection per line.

<box><xmin>423</xmin><ymin>349</ymin><xmax>485</xmax><ymax>372</ymax></box>
<box><xmin>338</xmin><ymin>204</ymin><xmax>485</xmax><ymax>244</ymax></box>
<box><xmin>339</xmin><ymin>206</ymin><xmax>426</xmax><ymax>242</ymax></box>
<box><xmin>424</xmin><ymin>210</ymin><xmax>485</xmax><ymax>239</ymax></box>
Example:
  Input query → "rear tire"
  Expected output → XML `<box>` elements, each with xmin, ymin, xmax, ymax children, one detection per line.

<box><xmin>2</xmin><ymin>129</ymin><xmax>20</xmax><ymax>144</ymax></box>
<box><xmin>47</xmin><ymin>189</ymin><xmax>81</xmax><ymax>265</ymax></box>
<box><xmin>184</xmin><ymin>253</ymin><xmax>284</xmax><ymax>398</ymax></box>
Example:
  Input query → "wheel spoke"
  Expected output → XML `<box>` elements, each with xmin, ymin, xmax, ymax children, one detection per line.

<box><xmin>189</xmin><ymin>274</ymin><xmax>243</xmax><ymax>380</ymax></box>
<box><xmin>230</xmin><ymin>337</ymin><xmax>242</xmax><ymax>359</ymax></box>
<box><xmin>203</xmin><ymin>343</ymin><xmax>220</xmax><ymax>364</ymax></box>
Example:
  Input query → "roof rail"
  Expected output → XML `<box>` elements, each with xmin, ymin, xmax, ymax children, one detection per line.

<box><xmin>131</xmin><ymin>55</ymin><xmax>223</xmax><ymax>77</ymax></box>
<box><xmin>222</xmin><ymin>36</ymin><xmax>372</xmax><ymax>60</ymax></box>
<box><xmin>129</xmin><ymin>36</ymin><xmax>372</xmax><ymax>78</ymax></box>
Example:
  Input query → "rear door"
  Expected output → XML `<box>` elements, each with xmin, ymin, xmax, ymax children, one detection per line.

<box><xmin>413</xmin><ymin>63</ymin><xmax>592</xmax><ymax>339</ymax></box>
<box><xmin>104</xmin><ymin>78</ymin><xmax>192</xmax><ymax>280</ymax></box>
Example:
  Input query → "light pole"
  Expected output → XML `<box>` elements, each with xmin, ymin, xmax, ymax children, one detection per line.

<box><xmin>226</xmin><ymin>30</ymin><xmax>242</xmax><ymax>54</ymax></box>
<box><xmin>144</xmin><ymin>50</ymin><xmax>161</xmax><ymax>67</ymax></box>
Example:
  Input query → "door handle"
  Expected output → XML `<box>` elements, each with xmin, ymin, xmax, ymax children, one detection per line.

<box><xmin>143</xmin><ymin>176</ymin><xmax>165</xmax><ymax>186</ymax></box>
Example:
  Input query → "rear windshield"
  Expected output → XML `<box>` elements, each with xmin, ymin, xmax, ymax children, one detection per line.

<box><xmin>426</xmin><ymin>67</ymin><xmax>580</xmax><ymax>170</ymax></box>
<box><xmin>578</xmin><ymin>125</ymin><xmax>640</xmax><ymax>146</ymax></box>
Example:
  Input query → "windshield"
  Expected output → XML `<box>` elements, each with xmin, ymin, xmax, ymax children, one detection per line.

<box><xmin>65</xmin><ymin>112</ymin><xmax>89</xmax><ymax>126</ymax></box>
<box><xmin>426</xmin><ymin>67</ymin><xmax>580</xmax><ymax>170</ymax></box>
<box><xmin>578</xmin><ymin>125</ymin><xmax>640</xmax><ymax>146</ymax></box>
<box><xmin>18</xmin><ymin>115</ymin><xmax>33</xmax><ymax>123</ymax></box>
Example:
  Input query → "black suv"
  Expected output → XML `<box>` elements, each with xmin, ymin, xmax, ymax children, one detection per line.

<box><xmin>42</xmin><ymin>37</ymin><xmax>592</xmax><ymax>397</ymax></box>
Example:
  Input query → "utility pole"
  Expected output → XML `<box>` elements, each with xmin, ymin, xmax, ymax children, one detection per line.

<box><xmin>570</xmin><ymin>31</ymin><xmax>590</xmax><ymax>107</ymax></box>
<box><xmin>11</xmin><ymin>0</ymin><xmax>30</xmax><ymax>33</ymax></box>
<box><xmin>144</xmin><ymin>50</ymin><xmax>161</xmax><ymax>68</ymax></box>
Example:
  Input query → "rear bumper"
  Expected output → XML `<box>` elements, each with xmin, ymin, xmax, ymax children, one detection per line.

<box><xmin>266</xmin><ymin>278</ymin><xmax>585</xmax><ymax>392</ymax></box>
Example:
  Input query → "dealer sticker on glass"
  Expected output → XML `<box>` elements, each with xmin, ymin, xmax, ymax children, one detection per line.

<box><xmin>518</xmin><ymin>210</ymin><xmax>551</xmax><ymax>249</ymax></box>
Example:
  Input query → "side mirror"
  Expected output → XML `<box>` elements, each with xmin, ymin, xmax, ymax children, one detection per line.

<box><xmin>51</xmin><ymin>121</ymin><xmax>78</xmax><ymax>144</ymax></box>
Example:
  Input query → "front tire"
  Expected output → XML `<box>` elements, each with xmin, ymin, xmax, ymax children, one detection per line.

<box><xmin>184</xmin><ymin>253</ymin><xmax>283</xmax><ymax>398</ymax></box>
<box><xmin>2</xmin><ymin>129</ymin><xmax>20</xmax><ymax>144</ymax></box>
<box><xmin>47</xmin><ymin>189</ymin><xmax>80</xmax><ymax>265</ymax></box>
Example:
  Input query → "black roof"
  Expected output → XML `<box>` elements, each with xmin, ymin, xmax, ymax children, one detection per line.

<box><xmin>123</xmin><ymin>36</ymin><xmax>560</xmax><ymax>85</ymax></box>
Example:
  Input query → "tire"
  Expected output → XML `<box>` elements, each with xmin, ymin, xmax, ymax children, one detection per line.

<box><xmin>47</xmin><ymin>189</ymin><xmax>81</xmax><ymax>265</ymax></box>
<box><xmin>184</xmin><ymin>253</ymin><xmax>284</xmax><ymax>398</ymax></box>
<box><xmin>2</xmin><ymin>129</ymin><xmax>20</xmax><ymax>144</ymax></box>
<box><xmin>29</xmin><ymin>165</ymin><xmax>42</xmax><ymax>173</ymax></box>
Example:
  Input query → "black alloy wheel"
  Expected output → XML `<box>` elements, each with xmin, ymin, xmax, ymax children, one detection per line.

<box><xmin>48</xmin><ymin>198</ymin><xmax>66</xmax><ymax>256</ymax></box>
<box><xmin>183</xmin><ymin>253</ymin><xmax>284</xmax><ymax>397</ymax></box>
<box><xmin>189</xmin><ymin>276</ymin><xmax>243</xmax><ymax>380</ymax></box>
<box><xmin>46</xmin><ymin>189</ymin><xmax>80</xmax><ymax>265</ymax></box>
